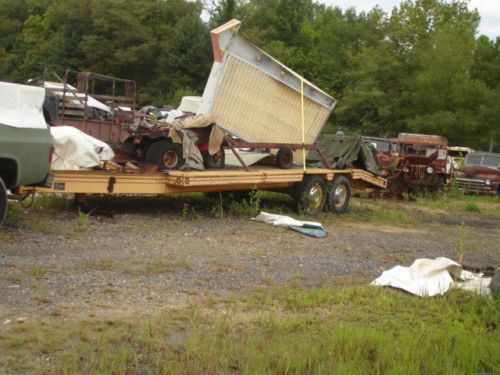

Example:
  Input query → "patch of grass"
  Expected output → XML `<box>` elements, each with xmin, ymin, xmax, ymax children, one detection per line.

<box><xmin>4</xmin><ymin>202</ymin><xmax>24</xmax><ymax>224</ymax></box>
<box><xmin>26</xmin><ymin>264</ymin><xmax>45</xmax><ymax>279</ymax></box>
<box><xmin>415</xmin><ymin>190</ymin><xmax>500</xmax><ymax>217</ymax></box>
<box><xmin>2</xmin><ymin>272</ymin><xmax>23</xmax><ymax>284</ymax></box>
<box><xmin>346</xmin><ymin>199</ymin><xmax>417</xmax><ymax>225</ymax></box>
<box><xmin>83</xmin><ymin>258</ymin><xmax>115</xmax><ymax>271</ymax></box>
<box><xmin>124</xmin><ymin>258</ymin><xmax>193</xmax><ymax>276</ymax></box>
<box><xmin>465</xmin><ymin>202</ymin><xmax>481</xmax><ymax>213</ymax></box>
<box><xmin>1</xmin><ymin>286</ymin><xmax>498</xmax><ymax>374</ymax></box>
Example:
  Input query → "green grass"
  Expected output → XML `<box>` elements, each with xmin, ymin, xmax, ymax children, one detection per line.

<box><xmin>414</xmin><ymin>189</ymin><xmax>500</xmax><ymax>217</ymax></box>
<box><xmin>0</xmin><ymin>286</ymin><xmax>498</xmax><ymax>374</ymax></box>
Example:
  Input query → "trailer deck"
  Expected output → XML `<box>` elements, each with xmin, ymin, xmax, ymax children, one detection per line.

<box><xmin>22</xmin><ymin>167</ymin><xmax>386</xmax><ymax>195</ymax></box>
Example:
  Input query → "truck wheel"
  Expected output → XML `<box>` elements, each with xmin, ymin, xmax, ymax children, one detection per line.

<box><xmin>145</xmin><ymin>141</ymin><xmax>185</xmax><ymax>170</ymax></box>
<box><xmin>0</xmin><ymin>177</ymin><xmax>7</xmax><ymax>225</ymax></box>
<box><xmin>326</xmin><ymin>175</ymin><xmax>351</xmax><ymax>214</ymax></box>
<box><xmin>202</xmin><ymin>148</ymin><xmax>225</xmax><ymax>169</ymax></box>
<box><xmin>294</xmin><ymin>175</ymin><xmax>326</xmax><ymax>214</ymax></box>
<box><xmin>276</xmin><ymin>148</ymin><xmax>294</xmax><ymax>169</ymax></box>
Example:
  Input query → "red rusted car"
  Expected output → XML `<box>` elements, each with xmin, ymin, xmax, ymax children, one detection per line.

<box><xmin>364</xmin><ymin>133</ymin><xmax>451</xmax><ymax>193</ymax></box>
<box><xmin>454</xmin><ymin>152</ymin><xmax>500</xmax><ymax>195</ymax></box>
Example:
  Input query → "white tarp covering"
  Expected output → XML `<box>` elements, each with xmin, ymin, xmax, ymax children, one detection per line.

<box><xmin>225</xmin><ymin>150</ymin><xmax>269</xmax><ymax>167</ymax></box>
<box><xmin>43</xmin><ymin>81</ymin><xmax>111</xmax><ymax>113</ymax></box>
<box><xmin>0</xmin><ymin>81</ymin><xmax>47</xmax><ymax>129</ymax></box>
<box><xmin>50</xmin><ymin>126</ymin><xmax>114</xmax><ymax>170</ymax></box>
<box><xmin>371</xmin><ymin>257</ymin><xmax>492</xmax><ymax>297</ymax></box>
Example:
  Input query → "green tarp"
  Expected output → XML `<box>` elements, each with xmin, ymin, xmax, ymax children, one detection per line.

<box><xmin>308</xmin><ymin>133</ymin><xmax>382</xmax><ymax>175</ymax></box>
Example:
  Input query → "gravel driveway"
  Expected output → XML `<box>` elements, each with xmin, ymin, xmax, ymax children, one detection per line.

<box><xmin>0</xmin><ymin>196</ymin><xmax>498</xmax><ymax>322</ymax></box>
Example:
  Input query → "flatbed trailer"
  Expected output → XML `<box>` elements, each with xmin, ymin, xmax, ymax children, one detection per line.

<box><xmin>18</xmin><ymin>167</ymin><xmax>386</xmax><ymax>215</ymax></box>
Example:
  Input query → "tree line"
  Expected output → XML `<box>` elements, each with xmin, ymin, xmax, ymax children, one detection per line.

<box><xmin>0</xmin><ymin>0</ymin><xmax>498</xmax><ymax>150</ymax></box>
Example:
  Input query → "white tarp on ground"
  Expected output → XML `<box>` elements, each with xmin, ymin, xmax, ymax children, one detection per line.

<box><xmin>371</xmin><ymin>257</ymin><xmax>492</xmax><ymax>297</ymax></box>
<box><xmin>50</xmin><ymin>126</ymin><xmax>114</xmax><ymax>170</ymax></box>
<box><xmin>254</xmin><ymin>211</ymin><xmax>323</xmax><ymax>229</ymax></box>
<box><xmin>0</xmin><ymin>81</ymin><xmax>47</xmax><ymax>129</ymax></box>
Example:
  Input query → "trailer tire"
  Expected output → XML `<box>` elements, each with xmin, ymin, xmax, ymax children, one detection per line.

<box><xmin>276</xmin><ymin>148</ymin><xmax>294</xmax><ymax>169</ymax></box>
<box><xmin>202</xmin><ymin>148</ymin><xmax>225</xmax><ymax>169</ymax></box>
<box><xmin>326</xmin><ymin>175</ymin><xmax>351</xmax><ymax>214</ymax></box>
<box><xmin>294</xmin><ymin>175</ymin><xmax>326</xmax><ymax>215</ymax></box>
<box><xmin>0</xmin><ymin>177</ymin><xmax>7</xmax><ymax>226</ymax></box>
<box><xmin>145</xmin><ymin>141</ymin><xmax>185</xmax><ymax>170</ymax></box>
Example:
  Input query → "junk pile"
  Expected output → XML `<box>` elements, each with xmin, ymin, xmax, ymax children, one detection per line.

<box><xmin>371</xmin><ymin>257</ymin><xmax>494</xmax><ymax>297</ymax></box>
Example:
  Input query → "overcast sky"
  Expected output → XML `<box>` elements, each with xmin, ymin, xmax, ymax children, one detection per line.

<box><xmin>320</xmin><ymin>0</ymin><xmax>499</xmax><ymax>38</ymax></box>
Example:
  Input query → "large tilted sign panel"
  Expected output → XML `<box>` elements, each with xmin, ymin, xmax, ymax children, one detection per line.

<box><xmin>211</xmin><ymin>55</ymin><xmax>331</xmax><ymax>144</ymax></box>
<box><xmin>201</xmin><ymin>19</ymin><xmax>336</xmax><ymax>154</ymax></box>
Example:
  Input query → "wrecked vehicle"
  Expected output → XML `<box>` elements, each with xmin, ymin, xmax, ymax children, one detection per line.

<box><xmin>0</xmin><ymin>82</ymin><xmax>53</xmax><ymax>224</ymax></box>
<box><xmin>454</xmin><ymin>152</ymin><xmax>500</xmax><ymax>195</ymax></box>
<box><xmin>364</xmin><ymin>133</ymin><xmax>451</xmax><ymax>194</ymax></box>
<box><xmin>448</xmin><ymin>146</ymin><xmax>475</xmax><ymax>173</ymax></box>
<box><xmin>362</xmin><ymin>136</ymin><xmax>394</xmax><ymax>170</ymax></box>
<box><xmin>31</xmin><ymin>70</ymin><xmax>136</xmax><ymax>145</ymax></box>
<box><xmin>123</xmin><ymin>111</ymin><xmax>225</xmax><ymax>171</ymax></box>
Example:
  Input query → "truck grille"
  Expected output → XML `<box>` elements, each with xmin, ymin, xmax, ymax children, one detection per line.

<box><xmin>454</xmin><ymin>178</ymin><xmax>494</xmax><ymax>193</ymax></box>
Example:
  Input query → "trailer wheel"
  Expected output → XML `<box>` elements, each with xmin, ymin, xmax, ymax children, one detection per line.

<box><xmin>0</xmin><ymin>177</ymin><xmax>7</xmax><ymax>225</ymax></box>
<box><xmin>276</xmin><ymin>148</ymin><xmax>294</xmax><ymax>169</ymax></box>
<box><xmin>326</xmin><ymin>175</ymin><xmax>351</xmax><ymax>214</ymax></box>
<box><xmin>145</xmin><ymin>141</ymin><xmax>185</xmax><ymax>170</ymax></box>
<box><xmin>295</xmin><ymin>175</ymin><xmax>326</xmax><ymax>214</ymax></box>
<box><xmin>202</xmin><ymin>148</ymin><xmax>225</xmax><ymax>169</ymax></box>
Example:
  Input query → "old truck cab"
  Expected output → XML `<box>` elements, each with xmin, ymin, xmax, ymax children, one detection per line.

<box><xmin>455</xmin><ymin>152</ymin><xmax>500</xmax><ymax>195</ymax></box>
<box><xmin>0</xmin><ymin>81</ymin><xmax>53</xmax><ymax>223</ymax></box>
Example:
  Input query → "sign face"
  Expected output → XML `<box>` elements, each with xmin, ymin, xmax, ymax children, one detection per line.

<box><xmin>0</xmin><ymin>81</ymin><xmax>47</xmax><ymax>130</ymax></box>
<box><xmin>200</xmin><ymin>20</ymin><xmax>336</xmax><ymax>164</ymax></box>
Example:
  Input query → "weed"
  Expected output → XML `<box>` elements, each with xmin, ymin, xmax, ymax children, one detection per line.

<box><xmin>181</xmin><ymin>203</ymin><xmax>190</xmax><ymax>219</ymax></box>
<box><xmin>210</xmin><ymin>193</ymin><xmax>225</xmax><ymax>219</ymax></box>
<box><xmin>74</xmin><ymin>209</ymin><xmax>91</xmax><ymax>232</ymax></box>
<box><xmin>27</xmin><ymin>264</ymin><xmax>45</xmax><ymax>279</ymax></box>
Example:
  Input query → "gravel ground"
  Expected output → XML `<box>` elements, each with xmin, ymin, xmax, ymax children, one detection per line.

<box><xmin>0</xmin><ymin>196</ymin><xmax>498</xmax><ymax>322</ymax></box>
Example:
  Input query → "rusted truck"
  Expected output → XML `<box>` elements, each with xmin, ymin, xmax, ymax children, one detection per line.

<box><xmin>34</xmin><ymin>70</ymin><xmax>135</xmax><ymax>145</ymax></box>
<box><xmin>454</xmin><ymin>152</ymin><xmax>500</xmax><ymax>194</ymax></box>
<box><xmin>364</xmin><ymin>133</ymin><xmax>451</xmax><ymax>193</ymax></box>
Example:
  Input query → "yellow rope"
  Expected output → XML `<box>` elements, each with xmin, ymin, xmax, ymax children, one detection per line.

<box><xmin>301</xmin><ymin>79</ymin><xmax>306</xmax><ymax>173</ymax></box>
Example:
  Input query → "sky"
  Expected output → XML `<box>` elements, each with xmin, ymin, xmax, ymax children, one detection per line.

<box><xmin>320</xmin><ymin>0</ymin><xmax>499</xmax><ymax>38</ymax></box>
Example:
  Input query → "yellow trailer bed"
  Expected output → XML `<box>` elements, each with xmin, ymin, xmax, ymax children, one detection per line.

<box><xmin>20</xmin><ymin>167</ymin><xmax>386</xmax><ymax>214</ymax></box>
<box><xmin>25</xmin><ymin>167</ymin><xmax>385</xmax><ymax>194</ymax></box>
